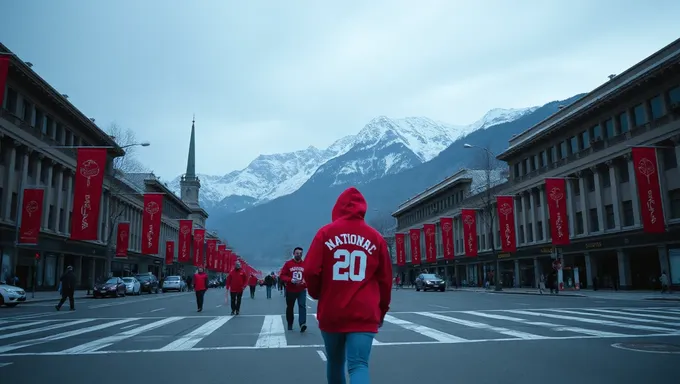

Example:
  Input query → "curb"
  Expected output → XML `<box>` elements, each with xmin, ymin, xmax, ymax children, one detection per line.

<box><xmin>644</xmin><ymin>297</ymin><xmax>680</xmax><ymax>302</ymax></box>
<box><xmin>486</xmin><ymin>290</ymin><xmax>586</xmax><ymax>298</ymax></box>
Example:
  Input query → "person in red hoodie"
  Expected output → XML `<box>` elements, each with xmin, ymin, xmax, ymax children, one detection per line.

<box><xmin>279</xmin><ymin>246</ymin><xmax>308</xmax><ymax>332</ymax></box>
<box><xmin>226</xmin><ymin>261</ymin><xmax>247</xmax><ymax>315</ymax></box>
<box><xmin>193</xmin><ymin>267</ymin><xmax>209</xmax><ymax>313</ymax></box>
<box><xmin>303</xmin><ymin>187</ymin><xmax>392</xmax><ymax>383</ymax></box>
<box><xmin>248</xmin><ymin>273</ymin><xmax>258</xmax><ymax>299</ymax></box>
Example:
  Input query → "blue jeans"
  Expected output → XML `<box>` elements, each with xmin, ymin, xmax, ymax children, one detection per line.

<box><xmin>285</xmin><ymin>289</ymin><xmax>307</xmax><ymax>327</ymax></box>
<box><xmin>321</xmin><ymin>331</ymin><xmax>374</xmax><ymax>384</ymax></box>
<box><xmin>266</xmin><ymin>285</ymin><xmax>272</xmax><ymax>298</ymax></box>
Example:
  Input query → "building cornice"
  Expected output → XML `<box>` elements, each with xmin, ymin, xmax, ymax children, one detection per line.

<box><xmin>392</xmin><ymin>169</ymin><xmax>470</xmax><ymax>216</ymax></box>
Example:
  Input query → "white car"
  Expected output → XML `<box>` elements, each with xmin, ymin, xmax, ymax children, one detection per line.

<box><xmin>122</xmin><ymin>277</ymin><xmax>141</xmax><ymax>295</ymax></box>
<box><xmin>162</xmin><ymin>276</ymin><xmax>186</xmax><ymax>292</ymax></box>
<box><xmin>0</xmin><ymin>282</ymin><xmax>26</xmax><ymax>307</ymax></box>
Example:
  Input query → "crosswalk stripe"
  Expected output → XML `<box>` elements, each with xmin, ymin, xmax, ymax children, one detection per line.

<box><xmin>0</xmin><ymin>319</ymin><xmax>94</xmax><ymax>341</ymax></box>
<box><xmin>0</xmin><ymin>319</ymin><xmax>136</xmax><ymax>354</ymax></box>
<box><xmin>255</xmin><ymin>315</ymin><xmax>287</xmax><ymax>348</ymax></box>
<box><xmin>627</xmin><ymin>308</ymin><xmax>680</xmax><ymax>316</ymax></box>
<box><xmin>586</xmin><ymin>309</ymin><xmax>680</xmax><ymax>321</ymax></box>
<box><xmin>158</xmin><ymin>316</ymin><xmax>232</xmax><ymax>351</ymax></box>
<box><xmin>60</xmin><ymin>317</ymin><xmax>184</xmax><ymax>354</ymax></box>
<box><xmin>547</xmin><ymin>309</ymin><xmax>680</xmax><ymax>327</ymax></box>
<box><xmin>462</xmin><ymin>311</ymin><xmax>627</xmax><ymax>337</ymax></box>
<box><xmin>383</xmin><ymin>314</ymin><xmax>467</xmax><ymax>343</ymax></box>
<box><xmin>506</xmin><ymin>310</ymin><xmax>679</xmax><ymax>333</ymax></box>
<box><xmin>416</xmin><ymin>312</ymin><xmax>546</xmax><ymax>340</ymax></box>
<box><xmin>0</xmin><ymin>321</ymin><xmax>50</xmax><ymax>332</ymax></box>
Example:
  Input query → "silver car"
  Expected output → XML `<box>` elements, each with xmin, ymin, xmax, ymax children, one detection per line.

<box><xmin>0</xmin><ymin>282</ymin><xmax>26</xmax><ymax>307</ymax></box>
<box><xmin>162</xmin><ymin>276</ymin><xmax>186</xmax><ymax>292</ymax></box>
<box><xmin>122</xmin><ymin>277</ymin><xmax>141</xmax><ymax>295</ymax></box>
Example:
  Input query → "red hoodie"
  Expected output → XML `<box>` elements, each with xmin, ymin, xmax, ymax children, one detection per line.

<box><xmin>280</xmin><ymin>258</ymin><xmax>306</xmax><ymax>293</ymax></box>
<box><xmin>226</xmin><ymin>268</ymin><xmax>247</xmax><ymax>293</ymax></box>
<box><xmin>193</xmin><ymin>272</ymin><xmax>208</xmax><ymax>291</ymax></box>
<box><xmin>248</xmin><ymin>275</ymin><xmax>258</xmax><ymax>287</ymax></box>
<box><xmin>303</xmin><ymin>187</ymin><xmax>392</xmax><ymax>334</ymax></box>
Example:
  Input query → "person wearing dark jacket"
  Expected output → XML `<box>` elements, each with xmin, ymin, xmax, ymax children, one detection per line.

<box><xmin>56</xmin><ymin>266</ymin><xmax>77</xmax><ymax>311</ymax></box>
<box><xmin>264</xmin><ymin>272</ymin><xmax>275</xmax><ymax>299</ymax></box>
<box><xmin>193</xmin><ymin>267</ymin><xmax>209</xmax><ymax>312</ymax></box>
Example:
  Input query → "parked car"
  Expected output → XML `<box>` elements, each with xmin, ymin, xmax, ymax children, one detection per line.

<box><xmin>93</xmin><ymin>277</ymin><xmax>127</xmax><ymax>298</ymax></box>
<box><xmin>136</xmin><ymin>273</ymin><xmax>160</xmax><ymax>294</ymax></box>
<box><xmin>162</xmin><ymin>276</ymin><xmax>186</xmax><ymax>292</ymax></box>
<box><xmin>415</xmin><ymin>273</ymin><xmax>446</xmax><ymax>292</ymax></box>
<box><xmin>0</xmin><ymin>282</ymin><xmax>26</xmax><ymax>307</ymax></box>
<box><xmin>122</xmin><ymin>277</ymin><xmax>141</xmax><ymax>295</ymax></box>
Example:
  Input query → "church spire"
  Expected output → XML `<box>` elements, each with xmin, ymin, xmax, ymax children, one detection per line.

<box><xmin>185</xmin><ymin>115</ymin><xmax>196</xmax><ymax>178</ymax></box>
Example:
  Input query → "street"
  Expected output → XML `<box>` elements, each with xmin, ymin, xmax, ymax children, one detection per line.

<box><xmin>1</xmin><ymin>288</ymin><xmax>679</xmax><ymax>384</ymax></box>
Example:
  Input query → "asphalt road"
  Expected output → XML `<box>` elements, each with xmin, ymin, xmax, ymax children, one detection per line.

<box><xmin>1</xmin><ymin>287</ymin><xmax>680</xmax><ymax>384</ymax></box>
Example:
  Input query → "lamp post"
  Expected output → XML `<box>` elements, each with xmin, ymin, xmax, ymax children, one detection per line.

<box><xmin>463</xmin><ymin>143</ymin><xmax>503</xmax><ymax>291</ymax></box>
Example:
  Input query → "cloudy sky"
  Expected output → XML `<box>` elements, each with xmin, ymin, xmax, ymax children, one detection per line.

<box><xmin>2</xmin><ymin>1</ymin><xmax>679</xmax><ymax>180</ymax></box>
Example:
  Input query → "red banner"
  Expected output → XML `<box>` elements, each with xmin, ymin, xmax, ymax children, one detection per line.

<box><xmin>218</xmin><ymin>244</ymin><xmax>227</xmax><ymax>272</ymax></box>
<box><xmin>440</xmin><ymin>217</ymin><xmax>454</xmax><ymax>259</ymax></box>
<box><xmin>395</xmin><ymin>233</ymin><xmax>406</xmax><ymax>266</ymax></box>
<box><xmin>0</xmin><ymin>57</ymin><xmax>9</xmax><ymax>114</ymax></box>
<box><xmin>115</xmin><ymin>222</ymin><xmax>130</xmax><ymax>258</ymax></box>
<box><xmin>632</xmin><ymin>147</ymin><xmax>666</xmax><ymax>233</ymax></box>
<box><xmin>18</xmin><ymin>188</ymin><xmax>44</xmax><ymax>245</ymax></box>
<box><xmin>461</xmin><ymin>209</ymin><xmax>478</xmax><ymax>257</ymax></box>
<box><xmin>165</xmin><ymin>241</ymin><xmax>175</xmax><ymax>265</ymax></box>
<box><xmin>206</xmin><ymin>239</ymin><xmax>218</xmax><ymax>270</ymax></box>
<box><xmin>226</xmin><ymin>250</ymin><xmax>233</xmax><ymax>271</ymax></box>
<box><xmin>193</xmin><ymin>229</ymin><xmax>205</xmax><ymax>266</ymax></box>
<box><xmin>496</xmin><ymin>196</ymin><xmax>517</xmax><ymax>253</ymax></box>
<box><xmin>545</xmin><ymin>178</ymin><xmax>570</xmax><ymax>245</ymax></box>
<box><xmin>141</xmin><ymin>193</ymin><xmax>164</xmax><ymax>254</ymax></box>
<box><xmin>423</xmin><ymin>224</ymin><xmax>436</xmax><ymax>263</ymax></box>
<box><xmin>70</xmin><ymin>148</ymin><xmax>107</xmax><ymax>240</ymax></box>
<box><xmin>178</xmin><ymin>219</ymin><xmax>192</xmax><ymax>263</ymax></box>
<box><xmin>409</xmin><ymin>229</ymin><xmax>421</xmax><ymax>265</ymax></box>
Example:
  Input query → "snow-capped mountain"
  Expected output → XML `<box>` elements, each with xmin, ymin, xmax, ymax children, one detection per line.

<box><xmin>168</xmin><ymin>106</ymin><xmax>537</xmax><ymax>212</ymax></box>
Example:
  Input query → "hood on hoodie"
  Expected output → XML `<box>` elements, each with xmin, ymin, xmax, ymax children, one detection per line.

<box><xmin>331</xmin><ymin>187</ymin><xmax>367</xmax><ymax>222</ymax></box>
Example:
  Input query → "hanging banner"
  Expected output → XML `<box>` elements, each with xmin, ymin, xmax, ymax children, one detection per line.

<box><xmin>461</xmin><ymin>209</ymin><xmax>478</xmax><ymax>257</ymax></box>
<box><xmin>206</xmin><ymin>239</ymin><xmax>218</xmax><ymax>270</ymax></box>
<box><xmin>440</xmin><ymin>217</ymin><xmax>454</xmax><ymax>259</ymax></box>
<box><xmin>545</xmin><ymin>178</ymin><xmax>570</xmax><ymax>245</ymax></box>
<box><xmin>115</xmin><ymin>222</ymin><xmax>130</xmax><ymax>258</ymax></box>
<box><xmin>496</xmin><ymin>196</ymin><xmax>517</xmax><ymax>253</ymax></box>
<box><xmin>70</xmin><ymin>148</ymin><xmax>107</xmax><ymax>240</ymax></box>
<box><xmin>178</xmin><ymin>219</ymin><xmax>193</xmax><ymax>263</ymax></box>
<box><xmin>631</xmin><ymin>147</ymin><xmax>666</xmax><ymax>233</ymax></box>
<box><xmin>193</xmin><ymin>229</ymin><xmax>205</xmax><ymax>266</ymax></box>
<box><xmin>395</xmin><ymin>233</ymin><xmax>406</xmax><ymax>266</ymax></box>
<box><xmin>0</xmin><ymin>56</ymin><xmax>9</xmax><ymax>108</ymax></box>
<box><xmin>409</xmin><ymin>229</ymin><xmax>421</xmax><ymax>265</ymax></box>
<box><xmin>18</xmin><ymin>188</ymin><xmax>45</xmax><ymax>245</ymax></box>
<box><xmin>165</xmin><ymin>241</ymin><xmax>175</xmax><ymax>265</ymax></box>
<box><xmin>423</xmin><ymin>224</ymin><xmax>436</xmax><ymax>263</ymax></box>
<box><xmin>218</xmin><ymin>244</ymin><xmax>227</xmax><ymax>272</ymax></box>
<box><xmin>141</xmin><ymin>193</ymin><xmax>164</xmax><ymax>254</ymax></box>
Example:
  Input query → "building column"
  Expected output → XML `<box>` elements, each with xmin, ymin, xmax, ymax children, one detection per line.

<box><xmin>616</xmin><ymin>249</ymin><xmax>632</xmax><ymax>290</ymax></box>
<box><xmin>3</xmin><ymin>143</ymin><xmax>17</xmax><ymax>220</ymax></box>
<box><xmin>584</xmin><ymin>252</ymin><xmax>596</xmax><ymax>289</ymax></box>
<box><xmin>513</xmin><ymin>259</ymin><xmax>520</xmax><ymax>288</ymax></box>
<box><xmin>76</xmin><ymin>255</ymin><xmax>83</xmax><ymax>286</ymax></box>
<box><xmin>529</xmin><ymin>189</ymin><xmax>538</xmax><ymax>243</ymax></box>
<box><xmin>673</xmin><ymin>137</ymin><xmax>680</xmax><ymax>180</ymax></box>
<box><xmin>55</xmin><ymin>168</ymin><xmax>64</xmax><ymax>233</ymax></box>
<box><xmin>606</xmin><ymin>160</ymin><xmax>621</xmax><ymax>230</ymax></box>
<box><xmin>89</xmin><ymin>258</ymin><xmax>96</xmax><ymax>288</ymax></box>
<box><xmin>658</xmin><ymin>245</ymin><xmax>670</xmax><ymax>277</ymax></box>
<box><xmin>591</xmin><ymin>166</ymin><xmax>605</xmax><ymax>233</ymax></box>
<box><xmin>65</xmin><ymin>169</ymin><xmax>74</xmax><ymax>236</ymax></box>
<box><xmin>566</xmin><ymin>178</ymin><xmax>576</xmax><ymax>238</ymax></box>
<box><xmin>42</xmin><ymin>161</ymin><xmax>54</xmax><ymax>230</ymax></box>
<box><xmin>513</xmin><ymin>197</ymin><xmax>521</xmax><ymax>246</ymax></box>
<box><xmin>533</xmin><ymin>257</ymin><xmax>540</xmax><ymax>287</ymax></box>
<box><xmin>577</xmin><ymin>171</ymin><xmax>589</xmax><ymax>235</ymax></box>
<box><xmin>520</xmin><ymin>193</ymin><xmax>528</xmax><ymax>244</ymax></box>
<box><xmin>625</xmin><ymin>154</ymin><xmax>641</xmax><ymax>227</ymax></box>
<box><xmin>491</xmin><ymin>203</ymin><xmax>498</xmax><ymax>250</ymax></box>
<box><xmin>34</xmin><ymin>154</ymin><xmax>43</xmax><ymax>186</ymax></box>
<box><xmin>655</xmin><ymin>145</ymin><xmax>673</xmax><ymax>224</ymax></box>
<box><xmin>538</xmin><ymin>185</ymin><xmax>548</xmax><ymax>241</ymax></box>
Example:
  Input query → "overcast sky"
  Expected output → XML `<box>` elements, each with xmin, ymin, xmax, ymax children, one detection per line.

<box><xmin>2</xmin><ymin>1</ymin><xmax>679</xmax><ymax>180</ymax></box>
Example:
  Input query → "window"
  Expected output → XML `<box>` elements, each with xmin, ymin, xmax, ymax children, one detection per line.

<box><xmin>633</xmin><ymin>103</ymin><xmax>647</xmax><ymax>126</ymax></box>
<box><xmin>573</xmin><ymin>179</ymin><xmax>580</xmax><ymax>196</ymax></box>
<box><xmin>10</xmin><ymin>192</ymin><xmax>18</xmax><ymax>221</ymax></box>
<box><xmin>532</xmin><ymin>155</ymin><xmax>538</xmax><ymax>171</ymax></box>
<box><xmin>581</xmin><ymin>130</ymin><xmax>590</xmax><ymax>149</ymax></box>
<box><xmin>589</xmin><ymin>208</ymin><xmax>599</xmax><ymax>232</ymax></box>
<box><xmin>537</xmin><ymin>221</ymin><xmax>543</xmax><ymax>241</ymax></box>
<box><xmin>22</xmin><ymin>100</ymin><xmax>32</xmax><ymax>122</ymax></box>
<box><xmin>560</xmin><ymin>141</ymin><xmax>568</xmax><ymax>158</ymax></box>
<box><xmin>518</xmin><ymin>225</ymin><xmax>525</xmax><ymax>243</ymax></box>
<box><xmin>662</xmin><ymin>146</ymin><xmax>677</xmax><ymax>170</ymax></box>
<box><xmin>617</xmin><ymin>112</ymin><xmax>629</xmax><ymax>133</ymax></box>
<box><xmin>649</xmin><ymin>96</ymin><xmax>665</xmax><ymax>119</ymax></box>
<box><xmin>4</xmin><ymin>88</ymin><xmax>18</xmax><ymax>113</ymax></box>
<box><xmin>569</xmin><ymin>136</ymin><xmax>579</xmax><ymax>154</ymax></box>
<box><xmin>618</xmin><ymin>162</ymin><xmax>629</xmax><ymax>183</ymax></box>
<box><xmin>523</xmin><ymin>158</ymin><xmax>529</xmax><ymax>173</ymax></box>
<box><xmin>605</xmin><ymin>204</ymin><xmax>615</xmax><ymax>229</ymax></box>
<box><xmin>548</xmin><ymin>146</ymin><xmax>555</xmax><ymax>163</ymax></box>
<box><xmin>602</xmin><ymin>170</ymin><xmax>611</xmax><ymax>187</ymax></box>
<box><xmin>604</xmin><ymin>119</ymin><xmax>614</xmax><ymax>138</ymax></box>
<box><xmin>575</xmin><ymin>212</ymin><xmax>584</xmax><ymax>234</ymax></box>
<box><xmin>591</xmin><ymin>124</ymin><xmax>602</xmax><ymax>140</ymax></box>
<box><xmin>622</xmin><ymin>201</ymin><xmax>634</xmax><ymax>227</ymax></box>
<box><xmin>668</xmin><ymin>189</ymin><xmax>680</xmax><ymax>219</ymax></box>
<box><xmin>527</xmin><ymin>223</ymin><xmax>533</xmax><ymax>242</ymax></box>
<box><xmin>35</xmin><ymin>109</ymin><xmax>45</xmax><ymax>133</ymax></box>
<box><xmin>587</xmin><ymin>173</ymin><xmax>595</xmax><ymax>192</ymax></box>
<box><xmin>669</xmin><ymin>86</ymin><xmax>680</xmax><ymax>103</ymax></box>
<box><xmin>538</xmin><ymin>151</ymin><xmax>546</xmax><ymax>167</ymax></box>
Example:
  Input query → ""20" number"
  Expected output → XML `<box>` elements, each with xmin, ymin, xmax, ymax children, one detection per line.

<box><xmin>332</xmin><ymin>249</ymin><xmax>367</xmax><ymax>282</ymax></box>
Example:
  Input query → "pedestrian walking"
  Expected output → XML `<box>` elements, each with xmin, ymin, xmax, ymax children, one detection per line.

<box><xmin>193</xmin><ymin>267</ymin><xmax>208</xmax><ymax>312</ymax></box>
<box><xmin>55</xmin><ymin>266</ymin><xmax>77</xmax><ymax>311</ymax></box>
<box><xmin>303</xmin><ymin>187</ymin><xmax>393</xmax><ymax>383</ymax></box>
<box><xmin>280</xmin><ymin>246</ymin><xmax>308</xmax><ymax>332</ymax></box>
<box><xmin>248</xmin><ymin>273</ymin><xmax>258</xmax><ymax>299</ymax></box>
<box><xmin>660</xmin><ymin>271</ymin><xmax>670</xmax><ymax>293</ymax></box>
<box><xmin>226</xmin><ymin>262</ymin><xmax>247</xmax><ymax>315</ymax></box>
<box><xmin>538</xmin><ymin>273</ymin><xmax>546</xmax><ymax>294</ymax></box>
<box><xmin>264</xmin><ymin>272</ymin><xmax>275</xmax><ymax>299</ymax></box>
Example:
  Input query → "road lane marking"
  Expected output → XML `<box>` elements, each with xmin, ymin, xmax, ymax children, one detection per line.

<box><xmin>87</xmin><ymin>292</ymin><xmax>193</xmax><ymax>309</ymax></box>
<box><xmin>60</xmin><ymin>317</ymin><xmax>183</xmax><ymax>354</ymax></box>
<box><xmin>597</xmin><ymin>309</ymin><xmax>680</xmax><ymax>320</ymax></box>
<box><xmin>0</xmin><ymin>319</ymin><xmax>136</xmax><ymax>353</ymax></box>
<box><xmin>255</xmin><ymin>315</ymin><xmax>287</xmax><ymax>348</ymax></box>
<box><xmin>120</xmin><ymin>324</ymin><xmax>138</xmax><ymax>330</ymax></box>
<box><xmin>416</xmin><ymin>312</ymin><xmax>547</xmax><ymax>340</ymax></box>
<box><xmin>316</xmin><ymin>350</ymin><xmax>327</xmax><ymax>361</ymax></box>
<box><xmin>429</xmin><ymin>305</ymin><xmax>449</xmax><ymax>309</ymax></box>
<box><xmin>0</xmin><ymin>320</ymin><xmax>50</xmax><ymax>332</ymax></box>
<box><xmin>149</xmin><ymin>308</ymin><xmax>165</xmax><ymax>313</ymax></box>
<box><xmin>158</xmin><ymin>316</ymin><xmax>232</xmax><ymax>351</ymax></box>
<box><xmin>506</xmin><ymin>310</ymin><xmax>679</xmax><ymax>333</ymax></box>
<box><xmin>546</xmin><ymin>308</ymin><xmax>680</xmax><ymax>327</ymax></box>
<box><xmin>383</xmin><ymin>314</ymin><xmax>467</xmax><ymax>343</ymax></box>
<box><xmin>0</xmin><ymin>319</ymin><xmax>95</xmax><ymax>340</ymax></box>
<box><xmin>611</xmin><ymin>342</ymin><xmax>680</xmax><ymax>354</ymax></box>
<box><xmin>0</xmin><ymin>362</ymin><xmax>13</xmax><ymax>368</ymax></box>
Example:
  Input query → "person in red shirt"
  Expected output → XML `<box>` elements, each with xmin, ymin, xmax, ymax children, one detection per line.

<box><xmin>193</xmin><ymin>267</ymin><xmax>209</xmax><ymax>313</ymax></box>
<box><xmin>248</xmin><ymin>273</ymin><xmax>258</xmax><ymax>299</ymax></box>
<box><xmin>303</xmin><ymin>187</ymin><xmax>392</xmax><ymax>383</ymax></box>
<box><xmin>226</xmin><ymin>261</ymin><xmax>247</xmax><ymax>315</ymax></box>
<box><xmin>279</xmin><ymin>246</ymin><xmax>308</xmax><ymax>332</ymax></box>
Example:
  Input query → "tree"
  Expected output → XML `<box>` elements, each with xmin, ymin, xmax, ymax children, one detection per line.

<box><xmin>107</xmin><ymin>123</ymin><xmax>149</xmax><ymax>173</ymax></box>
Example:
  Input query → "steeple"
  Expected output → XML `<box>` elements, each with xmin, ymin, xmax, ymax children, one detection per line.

<box><xmin>180</xmin><ymin>116</ymin><xmax>201</xmax><ymax>210</ymax></box>
<box><xmin>185</xmin><ymin>115</ymin><xmax>197</xmax><ymax>179</ymax></box>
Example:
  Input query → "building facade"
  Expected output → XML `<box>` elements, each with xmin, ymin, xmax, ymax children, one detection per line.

<box><xmin>392</xmin><ymin>38</ymin><xmax>680</xmax><ymax>290</ymax></box>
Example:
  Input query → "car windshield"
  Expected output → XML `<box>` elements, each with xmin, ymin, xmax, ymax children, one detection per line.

<box><xmin>122</xmin><ymin>278</ymin><xmax>135</xmax><ymax>283</ymax></box>
<box><xmin>166</xmin><ymin>276</ymin><xmax>180</xmax><ymax>281</ymax></box>
<box><xmin>422</xmin><ymin>274</ymin><xmax>440</xmax><ymax>279</ymax></box>
<box><xmin>136</xmin><ymin>275</ymin><xmax>150</xmax><ymax>281</ymax></box>
<box><xmin>106</xmin><ymin>278</ymin><xmax>118</xmax><ymax>284</ymax></box>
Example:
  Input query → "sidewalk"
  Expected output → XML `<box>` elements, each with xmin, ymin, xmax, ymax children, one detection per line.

<box><xmin>20</xmin><ymin>290</ymin><xmax>92</xmax><ymax>304</ymax></box>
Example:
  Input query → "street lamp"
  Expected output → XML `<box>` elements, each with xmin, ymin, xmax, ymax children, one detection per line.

<box><xmin>463</xmin><ymin>143</ymin><xmax>503</xmax><ymax>291</ymax></box>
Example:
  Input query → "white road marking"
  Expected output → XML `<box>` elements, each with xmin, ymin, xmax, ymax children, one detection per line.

<box><xmin>255</xmin><ymin>315</ymin><xmax>288</xmax><ymax>348</ymax></box>
<box><xmin>416</xmin><ymin>312</ymin><xmax>547</xmax><ymax>340</ymax></box>
<box><xmin>0</xmin><ymin>362</ymin><xmax>13</xmax><ymax>368</ymax></box>
<box><xmin>60</xmin><ymin>317</ymin><xmax>183</xmax><ymax>354</ymax></box>
<box><xmin>158</xmin><ymin>316</ymin><xmax>232</xmax><ymax>351</ymax></box>
<box><xmin>602</xmin><ymin>309</ymin><xmax>680</xmax><ymax>320</ymax></box>
<box><xmin>383</xmin><ymin>314</ymin><xmax>467</xmax><ymax>343</ymax></box>
<box><xmin>149</xmin><ymin>308</ymin><xmax>165</xmax><ymax>313</ymax></box>
<box><xmin>216</xmin><ymin>305</ymin><xmax>222</xmax><ymax>308</ymax></box>
<box><xmin>506</xmin><ymin>310</ymin><xmax>679</xmax><ymax>333</ymax></box>
<box><xmin>547</xmin><ymin>308</ymin><xmax>680</xmax><ymax>327</ymax></box>
<box><xmin>429</xmin><ymin>304</ymin><xmax>449</xmax><ymax>309</ymax></box>
<box><xmin>316</xmin><ymin>350</ymin><xmax>327</xmax><ymax>361</ymax></box>
<box><xmin>0</xmin><ymin>320</ymin><xmax>50</xmax><ymax>332</ymax></box>
<box><xmin>120</xmin><ymin>324</ymin><xmax>138</xmax><ymax>330</ymax></box>
<box><xmin>0</xmin><ymin>319</ymin><xmax>94</xmax><ymax>340</ymax></box>
<box><xmin>611</xmin><ymin>342</ymin><xmax>680</xmax><ymax>354</ymax></box>
<box><xmin>87</xmin><ymin>292</ymin><xmax>193</xmax><ymax>309</ymax></box>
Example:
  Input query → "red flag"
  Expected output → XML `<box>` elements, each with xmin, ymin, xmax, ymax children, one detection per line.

<box><xmin>440</xmin><ymin>217</ymin><xmax>454</xmax><ymax>259</ymax></box>
<box><xmin>18</xmin><ymin>188</ymin><xmax>45</xmax><ymax>245</ymax></box>
<box><xmin>218</xmin><ymin>244</ymin><xmax>226</xmax><ymax>272</ymax></box>
<box><xmin>496</xmin><ymin>196</ymin><xmax>517</xmax><ymax>253</ymax></box>
<box><xmin>423</xmin><ymin>224</ymin><xmax>436</xmax><ymax>263</ymax></box>
<box><xmin>461</xmin><ymin>209</ymin><xmax>478</xmax><ymax>257</ymax></box>
<box><xmin>193</xmin><ymin>229</ymin><xmax>205</xmax><ymax>266</ymax></box>
<box><xmin>545</xmin><ymin>178</ymin><xmax>570</xmax><ymax>245</ymax></box>
<box><xmin>227</xmin><ymin>250</ymin><xmax>235</xmax><ymax>271</ymax></box>
<box><xmin>409</xmin><ymin>229</ymin><xmax>421</xmax><ymax>265</ymax></box>
<box><xmin>395</xmin><ymin>233</ymin><xmax>406</xmax><ymax>266</ymax></box>
<box><xmin>206</xmin><ymin>239</ymin><xmax>218</xmax><ymax>270</ymax></box>
<box><xmin>0</xmin><ymin>57</ymin><xmax>9</xmax><ymax>108</ymax></box>
<box><xmin>165</xmin><ymin>241</ymin><xmax>175</xmax><ymax>265</ymax></box>
<box><xmin>178</xmin><ymin>220</ymin><xmax>193</xmax><ymax>263</ymax></box>
<box><xmin>70</xmin><ymin>148</ymin><xmax>107</xmax><ymax>240</ymax></box>
<box><xmin>631</xmin><ymin>147</ymin><xmax>666</xmax><ymax>233</ymax></box>
<box><xmin>141</xmin><ymin>193</ymin><xmax>163</xmax><ymax>254</ymax></box>
<box><xmin>115</xmin><ymin>222</ymin><xmax>130</xmax><ymax>258</ymax></box>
